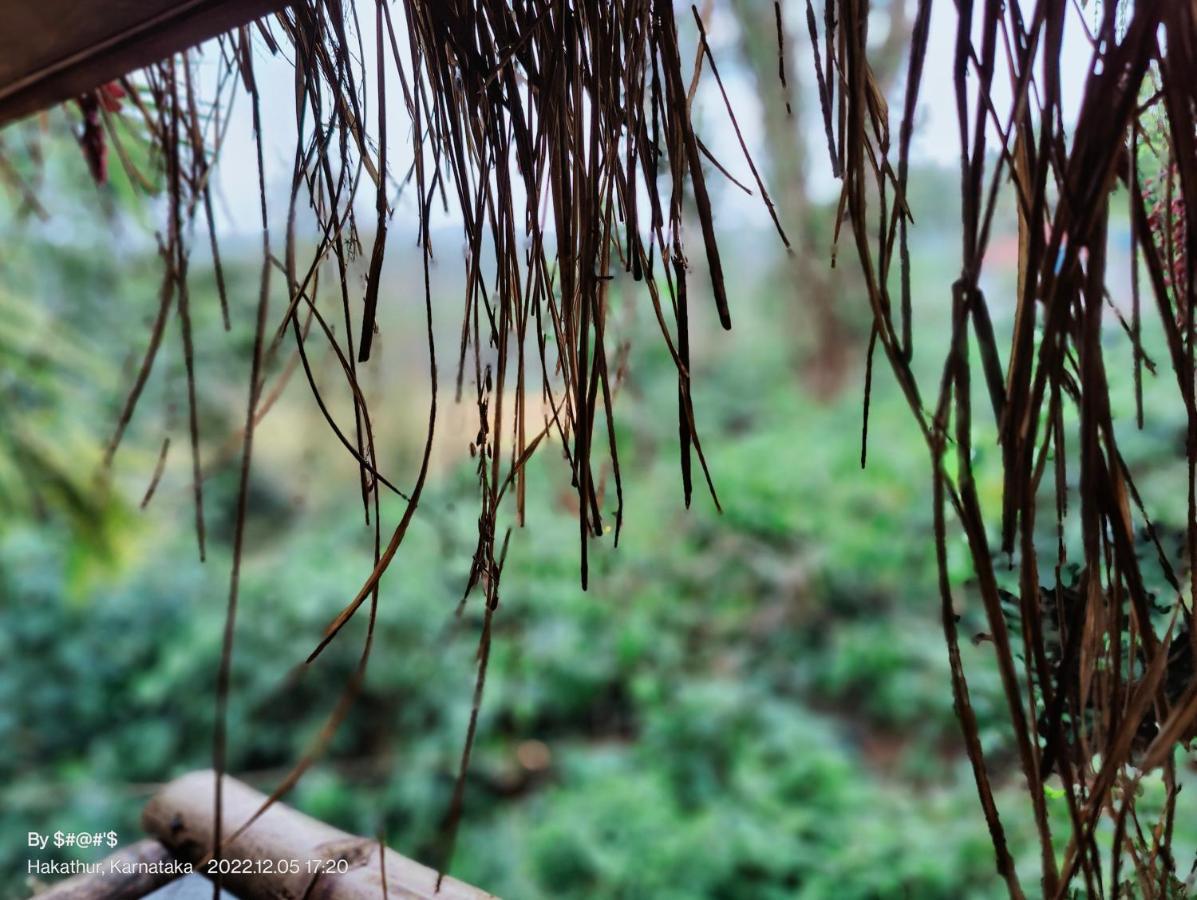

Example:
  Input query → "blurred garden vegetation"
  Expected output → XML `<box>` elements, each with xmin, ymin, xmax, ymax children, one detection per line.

<box><xmin>2</xmin><ymin>114</ymin><xmax>1196</xmax><ymax>900</ymax></box>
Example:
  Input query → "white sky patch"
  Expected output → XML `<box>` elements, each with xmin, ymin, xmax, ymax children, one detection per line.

<box><xmin>206</xmin><ymin>2</ymin><xmax>1097</xmax><ymax>240</ymax></box>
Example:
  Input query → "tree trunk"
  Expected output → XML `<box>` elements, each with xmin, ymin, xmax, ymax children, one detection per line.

<box><xmin>729</xmin><ymin>0</ymin><xmax>909</xmax><ymax>398</ymax></box>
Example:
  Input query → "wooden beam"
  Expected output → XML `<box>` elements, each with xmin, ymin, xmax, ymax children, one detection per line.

<box><xmin>0</xmin><ymin>0</ymin><xmax>292</xmax><ymax>128</ymax></box>
<box><xmin>142</xmin><ymin>770</ymin><xmax>496</xmax><ymax>900</ymax></box>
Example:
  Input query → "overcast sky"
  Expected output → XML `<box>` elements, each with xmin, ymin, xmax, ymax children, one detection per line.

<box><xmin>205</xmin><ymin>1</ymin><xmax>1099</xmax><ymax>240</ymax></box>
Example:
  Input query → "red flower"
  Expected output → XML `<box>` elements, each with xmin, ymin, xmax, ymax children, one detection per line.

<box><xmin>97</xmin><ymin>82</ymin><xmax>125</xmax><ymax>114</ymax></box>
<box><xmin>1142</xmin><ymin>163</ymin><xmax>1189</xmax><ymax>318</ymax></box>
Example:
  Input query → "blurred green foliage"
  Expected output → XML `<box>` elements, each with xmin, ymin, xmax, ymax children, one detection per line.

<box><xmin>0</xmin><ymin>420</ymin><xmax>1025</xmax><ymax>900</ymax></box>
<box><xmin>3</xmin><ymin>140</ymin><xmax>1196</xmax><ymax>899</ymax></box>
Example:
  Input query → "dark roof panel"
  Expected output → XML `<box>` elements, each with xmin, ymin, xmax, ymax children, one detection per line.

<box><xmin>0</xmin><ymin>0</ymin><xmax>290</xmax><ymax>126</ymax></box>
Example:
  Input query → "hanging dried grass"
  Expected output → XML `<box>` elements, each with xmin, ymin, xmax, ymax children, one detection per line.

<box><xmin>11</xmin><ymin>0</ymin><xmax>1197</xmax><ymax>893</ymax></box>
<box><xmin>808</xmin><ymin>0</ymin><xmax>1197</xmax><ymax>894</ymax></box>
<box><xmin>0</xmin><ymin>0</ymin><xmax>784</xmax><ymax>884</ymax></box>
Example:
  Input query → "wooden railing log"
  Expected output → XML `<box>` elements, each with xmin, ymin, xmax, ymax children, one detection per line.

<box><xmin>142</xmin><ymin>770</ymin><xmax>495</xmax><ymax>900</ymax></box>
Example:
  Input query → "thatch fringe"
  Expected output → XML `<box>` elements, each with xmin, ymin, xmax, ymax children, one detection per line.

<box><xmin>8</xmin><ymin>0</ymin><xmax>781</xmax><ymax>884</ymax></box>
<box><xmin>811</xmin><ymin>0</ymin><xmax>1197</xmax><ymax>894</ymax></box>
<box><xmin>8</xmin><ymin>0</ymin><xmax>1197</xmax><ymax>894</ymax></box>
